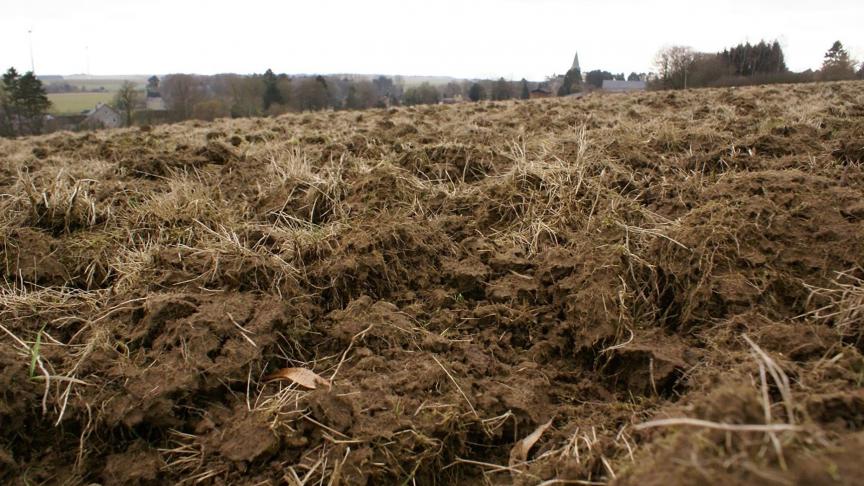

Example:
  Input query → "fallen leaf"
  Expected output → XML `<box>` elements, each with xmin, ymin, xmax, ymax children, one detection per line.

<box><xmin>509</xmin><ymin>419</ymin><xmax>553</xmax><ymax>467</ymax></box>
<box><xmin>264</xmin><ymin>367</ymin><xmax>330</xmax><ymax>389</ymax></box>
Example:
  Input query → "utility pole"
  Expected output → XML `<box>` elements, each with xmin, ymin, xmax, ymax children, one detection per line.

<box><xmin>28</xmin><ymin>29</ymin><xmax>35</xmax><ymax>73</ymax></box>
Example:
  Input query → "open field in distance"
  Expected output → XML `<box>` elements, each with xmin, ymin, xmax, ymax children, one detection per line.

<box><xmin>60</xmin><ymin>76</ymin><xmax>148</xmax><ymax>91</ymax></box>
<box><xmin>47</xmin><ymin>92</ymin><xmax>116</xmax><ymax>114</ymax></box>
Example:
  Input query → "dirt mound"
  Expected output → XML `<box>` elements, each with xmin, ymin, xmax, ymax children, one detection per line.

<box><xmin>2</xmin><ymin>81</ymin><xmax>864</xmax><ymax>485</ymax></box>
<box><xmin>648</xmin><ymin>170</ymin><xmax>864</xmax><ymax>328</ymax></box>
<box><xmin>397</xmin><ymin>143</ymin><xmax>510</xmax><ymax>182</ymax></box>
<box><xmin>1</xmin><ymin>228</ymin><xmax>70</xmax><ymax>284</ymax></box>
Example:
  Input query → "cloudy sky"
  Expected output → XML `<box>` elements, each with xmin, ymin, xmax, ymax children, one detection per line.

<box><xmin>2</xmin><ymin>0</ymin><xmax>862</xmax><ymax>80</ymax></box>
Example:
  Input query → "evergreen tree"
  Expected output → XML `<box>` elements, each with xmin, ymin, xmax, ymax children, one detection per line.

<box><xmin>822</xmin><ymin>41</ymin><xmax>857</xmax><ymax>81</ymax></box>
<box><xmin>557</xmin><ymin>68</ymin><xmax>582</xmax><ymax>96</ymax></box>
<box><xmin>585</xmin><ymin>70</ymin><xmax>613</xmax><ymax>89</ymax></box>
<box><xmin>1</xmin><ymin>68</ymin><xmax>21</xmax><ymax>136</ymax></box>
<box><xmin>627</xmin><ymin>72</ymin><xmax>641</xmax><ymax>81</ymax></box>
<box><xmin>0</xmin><ymin>68</ymin><xmax>50</xmax><ymax>136</ymax></box>
<box><xmin>491</xmin><ymin>77</ymin><xmax>512</xmax><ymax>100</ymax></box>
<box><xmin>770</xmin><ymin>41</ymin><xmax>786</xmax><ymax>73</ymax></box>
<box><xmin>468</xmin><ymin>83</ymin><xmax>485</xmax><ymax>102</ymax></box>
<box><xmin>720</xmin><ymin>40</ymin><xmax>786</xmax><ymax>77</ymax></box>
<box><xmin>19</xmin><ymin>72</ymin><xmax>51</xmax><ymax>134</ymax></box>
<box><xmin>520</xmin><ymin>79</ymin><xmax>530</xmax><ymax>100</ymax></box>
<box><xmin>0</xmin><ymin>82</ymin><xmax>11</xmax><ymax>137</ymax></box>
<box><xmin>262</xmin><ymin>69</ymin><xmax>284</xmax><ymax>110</ymax></box>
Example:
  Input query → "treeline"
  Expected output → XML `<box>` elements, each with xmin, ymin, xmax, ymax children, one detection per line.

<box><xmin>4</xmin><ymin>38</ymin><xmax>864</xmax><ymax>137</ymax></box>
<box><xmin>654</xmin><ymin>40</ymin><xmax>862</xmax><ymax>90</ymax></box>
<box><xmin>157</xmin><ymin>71</ymin><xmax>541</xmax><ymax>121</ymax></box>
<box><xmin>44</xmin><ymin>83</ymin><xmax>109</xmax><ymax>94</ymax></box>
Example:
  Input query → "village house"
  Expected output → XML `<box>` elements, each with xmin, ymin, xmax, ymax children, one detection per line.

<box><xmin>440</xmin><ymin>94</ymin><xmax>465</xmax><ymax>104</ymax></box>
<box><xmin>145</xmin><ymin>95</ymin><xmax>167</xmax><ymax>111</ymax></box>
<box><xmin>529</xmin><ymin>87</ymin><xmax>552</xmax><ymax>99</ymax></box>
<box><xmin>601</xmin><ymin>80</ymin><xmax>647</xmax><ymax>93</ymax></box>
<box><xmin>82</xmin><ymin>102</ymin><xmax>123</xmax><ymax>129</ymax></box>
<box><xmin>546</xmin><ymin>75</ymin><xmax>565</xmax><ymax>96</ymax></box>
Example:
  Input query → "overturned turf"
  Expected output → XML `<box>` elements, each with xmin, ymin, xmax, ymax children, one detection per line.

<box><xmin>2</xmin><ymin>80</ymin><xmax>864</xmax><ymax>485</ymax></box>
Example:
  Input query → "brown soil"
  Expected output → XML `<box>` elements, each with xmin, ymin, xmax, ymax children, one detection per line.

<box><xmin>2</xmin><ymin>81</ymin><xmax>864</xmax><ymax>485</ymax></box>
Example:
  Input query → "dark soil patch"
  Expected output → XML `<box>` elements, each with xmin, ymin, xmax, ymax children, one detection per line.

<box><xmin>2</xmin><ymin>81</ymin><xmax>864</xmax><ymax>485</ymax></box>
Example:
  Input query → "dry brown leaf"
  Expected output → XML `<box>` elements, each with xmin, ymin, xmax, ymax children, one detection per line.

<box><xmin>264</xmin><ymin>367</ymin><xmax>330</xmax><ymax>389</ymax></box>
<box><xmin>509</xmin><ymin>419</ymin><xmax>553</xmax><ymax>467</ymax></box>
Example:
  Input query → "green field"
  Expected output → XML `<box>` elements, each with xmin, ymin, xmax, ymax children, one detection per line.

<box><xmin>60</xmin><ymin>78</ymin><xmax>146</xmax><ymax>92</ymax></box>
<box><xmin>44</xmin><ymin>76</ymin><xmax>148</xmax><ymax>114</ymax></box>
<box><xmin>47</xmin><ymin>92</ymin><xmax>115</xmax><ymax>115</ymax></box>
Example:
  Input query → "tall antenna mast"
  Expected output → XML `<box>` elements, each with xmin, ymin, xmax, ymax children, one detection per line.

<box><xmin>28</xmin><ymin>28</ymin><xmax>35</xmax><ymax>73</ymax></box>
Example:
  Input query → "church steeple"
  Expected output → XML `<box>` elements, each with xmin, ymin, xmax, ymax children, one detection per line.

<box><xmin>571</xmin><ymin>51</ymin><xmax>581</xmax><ymax>72</ymax></box>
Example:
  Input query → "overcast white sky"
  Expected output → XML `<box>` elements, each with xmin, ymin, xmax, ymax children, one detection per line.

<box><xmin>1</xmin><ymin>0</ymin><xmax>862</xmax><ymax>80</ymax></box>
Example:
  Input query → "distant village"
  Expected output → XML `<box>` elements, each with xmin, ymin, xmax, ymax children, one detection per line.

<box><xmin>5</xmin><ymin>39</ymin><xmax>858</xmax><ymax>137</ymax></box>
<box><xmin>45</xmin><ymin>76</ymin><xmax>169</xmax><ymax>132</ymax></box>
<box><xmin>38</xmin><ymin>51</ymin><xmax>649</xmax><ymax>133</ymax></box>
<box><xmin>529</xmin><ymin>52</ymin><xmax>647</xmax><ymax>98</ymax></box>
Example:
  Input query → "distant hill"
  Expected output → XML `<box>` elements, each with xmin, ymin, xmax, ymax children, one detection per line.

<box><xmin>324</xmin><ymin>74</ymin><xmax>464</xmax><ymax>86</ymax></box>
<box><xmin>41</xmin><ymin>73</ymin><xmax>494</xmax><ymax>87</ymax></box>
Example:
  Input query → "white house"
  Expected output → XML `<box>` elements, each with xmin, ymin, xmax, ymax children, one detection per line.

<box><xmin>146</xmin><ymin>95</ymin><xmax>167</xmax><ymax>111</ymax></box>
<box><xmin>602</xmin><ymin>80</ymin><xmax>647</xmax><ymax>93</ymax></box>
<box><xmin>82</xmin><ymin>103</ymin><xmax>123</xmax><ymax>129</ymax></box>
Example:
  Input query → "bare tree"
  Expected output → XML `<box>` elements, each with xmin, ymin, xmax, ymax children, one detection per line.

<box><xmin>292</xmin><ymin>76</ymin><xmax>330</xmax><ymax>111</ymax></box>
<box><xmin>161</xmin><ymin>74</ymin><xmax>203</xmax><ymax>120</ymax></box>
<box><xmin>402</xmin><ymin>83</ymin><xmax>440</xmax><ymax>106</ymax></box>
<box><xmin>113</xmin><ymin>81</ymin><xmax>139</xmax><ymax>127</ymax></box>
<box><xmin>345</xmin><ymin>80</ymin><xmax>379</xmax><ymax>110</ymax></box>
<box><xmin>655</xmin><ymin>46</ymin><xmax>696</xmax><ymax>89</ymax></box>
<box><xmin>226</xmin><ymin>75</ymin><xmax>264</xmax><ymax>117</ymax></box>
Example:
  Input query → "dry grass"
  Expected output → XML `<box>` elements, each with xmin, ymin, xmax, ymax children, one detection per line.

<box><xmin>1</xmin><ymin>80</ymin><xmax>864</xmax><ymax>485</ymax></box>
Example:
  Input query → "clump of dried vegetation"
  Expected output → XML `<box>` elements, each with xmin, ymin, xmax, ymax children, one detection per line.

<box><xmin>1</xmin><ymin>80</ymin><xmax>864</xmax><ymax>485</ymax></box>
